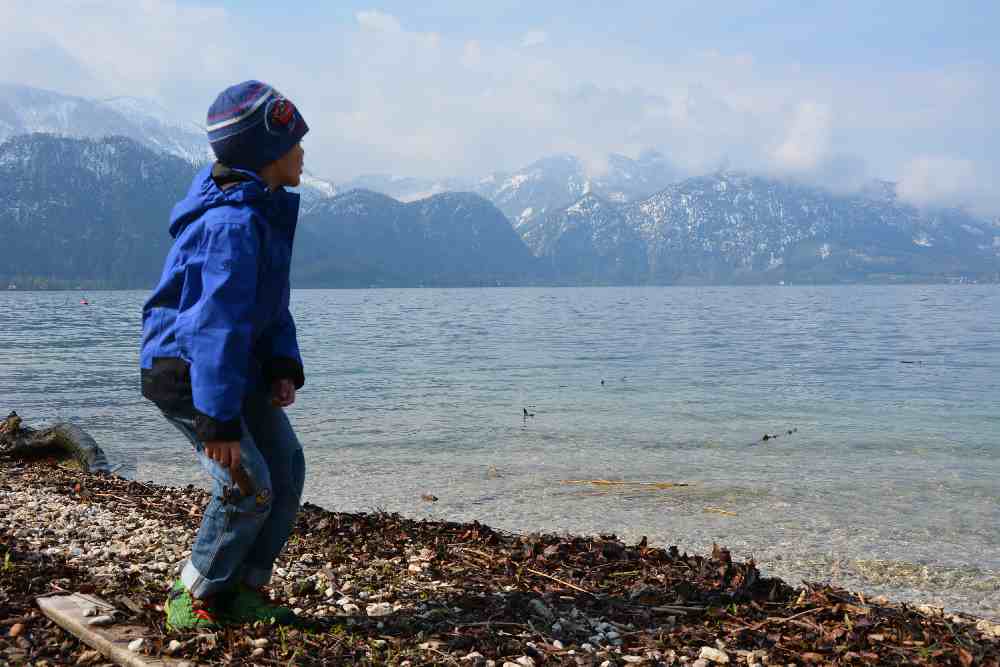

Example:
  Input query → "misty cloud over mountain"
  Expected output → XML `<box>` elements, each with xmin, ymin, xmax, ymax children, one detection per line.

<box><xmin>2</xmin><ymin>85</ymin><xmax>998</xmax><ymax>288</ymax></box>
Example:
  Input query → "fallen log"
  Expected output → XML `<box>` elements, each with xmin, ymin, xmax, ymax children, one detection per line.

<box><xmin>0</xmin><ymin>411</ymin><xmax>110</xmax><ymax>474</ymax></box>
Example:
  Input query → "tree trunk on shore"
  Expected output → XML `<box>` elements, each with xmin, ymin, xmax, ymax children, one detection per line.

<box><xmin>0</xmin><ymin>411</ymin><xmax>110</xmax><ymax>474</ymax></box>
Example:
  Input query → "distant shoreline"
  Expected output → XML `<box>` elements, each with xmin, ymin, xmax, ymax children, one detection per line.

<box><xmin>3</xmin><ymin>279</ymin><xmax>998</xmax><ymax>292</ymax></box>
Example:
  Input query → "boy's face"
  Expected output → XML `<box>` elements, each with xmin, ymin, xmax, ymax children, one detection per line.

<box><xmin>271</xmin><ymin>143</ymin><xmax>305</xmax><ymax>188</ymax></box>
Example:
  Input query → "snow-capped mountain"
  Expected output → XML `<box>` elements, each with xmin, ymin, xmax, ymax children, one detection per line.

<box><xmin>474</xmin><ymin>151</ymin><xmax>678</xmax><ymax>227</ymax></box>
<box><xmin>519</xmin><ymin>193</ymin><xmax>649</xmax><ymax>283</ymax></box>
<box><xmin>0</xmin><ymin>83</ymin><xmax>337</xmax><ymax>203</ymax></box>
<box><xmin>0</xmin><ymin>134</ymin><xmax>539</xmax><ymax>288</ymax></box>
<box><xmin>475</xmin><ymin>154</ymin><xmax>589</xmax><ymax>227</ymax></box>
<box><xmin>0</xmin><ymin>83</ymin><xmax>210</xmax><ymax>164</ymax></box>
<box><xmin>98</xmin><ymin>96</ymin><xmax>210</xmax><ymax>164</ymax></box>
<box><xmin>336</xmin><ymin>174</ymin><xmax>467</xmax><ymax>203</ymax></box>
<box><xmin>524</xmin><ymin>171</ymin><xmax>1000</xmax><ymax>283</ymax></box>
<box><xmin>340</xmin><ymin>152</ymin><xmax>679</xmax><ymax>226</ymax></box>
<box><xmin>295</xmin><ymin>172</ymin><xmax>338</xmax><ymax>214</ymax></box>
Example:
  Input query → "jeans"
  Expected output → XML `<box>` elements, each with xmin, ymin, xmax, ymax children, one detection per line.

<box><xmin>162</xmin><ymin>390</ymin><xmax>306</xmax><ymax>599</ymax></box>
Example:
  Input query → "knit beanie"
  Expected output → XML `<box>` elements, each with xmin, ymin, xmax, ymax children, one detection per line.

<box><xmin>206</xmin><ymin>81</ymin><xmax>309</xmax><ymax>172</ymax></box>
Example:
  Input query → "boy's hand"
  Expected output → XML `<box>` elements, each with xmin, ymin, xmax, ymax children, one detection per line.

<box><xmin>271</xmin><ymin>378</ymin><xmax>296</xmax><ymax>407</ymax></box>
<box><xmin>205</xmin><ymin>440</ymin><xmax>241</xmax><ymax>471</ymax></box>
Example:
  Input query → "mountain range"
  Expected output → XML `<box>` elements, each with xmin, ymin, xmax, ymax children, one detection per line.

<box><xmin>2</xmin><ymin>83</ymin><xmax>998</xmax><ymax>288</ymax></box>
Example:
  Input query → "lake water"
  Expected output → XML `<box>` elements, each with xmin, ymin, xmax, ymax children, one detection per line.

<box><xmin>1</xmin><ymin>286</ymin><xmax>998</xmax><ymax>620</ymax></box>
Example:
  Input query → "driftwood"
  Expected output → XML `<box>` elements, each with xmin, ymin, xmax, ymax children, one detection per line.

<box><xmin>0</xmin><ymin>411</ymin><xmax>110</xmax><ymax>474</ymax></box>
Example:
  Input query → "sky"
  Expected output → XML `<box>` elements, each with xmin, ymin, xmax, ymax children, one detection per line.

<box><xmin>1</xmin><ymin>0</ymin><xmax>998</xmax><ymax>214</ymax></box>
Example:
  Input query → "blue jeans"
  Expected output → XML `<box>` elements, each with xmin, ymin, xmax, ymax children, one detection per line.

<box><xmin>162</xmin><ymin>390</ymin><xmax>305</xmax><ymax>599</ymax></box>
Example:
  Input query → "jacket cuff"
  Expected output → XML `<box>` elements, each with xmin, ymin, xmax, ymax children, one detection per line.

<box><xmin>262</xmin><ymin>356</ymin><xmax>305</xmax><ymax>389</ymax></box>
<box><xmin>194</xmin><ymin>412</ymin><xmax>243</xmax><ymax>442</ymax></box>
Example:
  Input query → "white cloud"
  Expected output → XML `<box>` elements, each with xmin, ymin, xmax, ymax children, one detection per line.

<box><xmin>0</xmin><ymin>0</ymin><xmax>237</xmax><ymax>114</ymax></box>
<box><xmin>894</xmin><ymin>156</ymin><xmax>1000</xmax><ymax>216</ymax></box>
<box><xmin>461</xmin><ymin>40</ymin><xmax>482</xmax><ymax>68</ymax></box>
<box><xmin>898</xmin><ymin>156</ymin><xmax>977</xmax><ymax>207</ymax></box>
<box><xmin>772</xmin><ymin>101</ymin><xmax>832</xmax><ymax>172</ymax></box>
<box><xmin>521</xmin><ymin>30</ymin><xmax>548</xmax><ymax>47</ymax></box>
<box><xmin>1</xmin><ymin>3</ymin><xmax>997</xmax><ymax>214</ymax></box>
<box><xmin>356</xmin><ymin>10</ymin><xmax>403</xmax><ymax>33</ymax></box>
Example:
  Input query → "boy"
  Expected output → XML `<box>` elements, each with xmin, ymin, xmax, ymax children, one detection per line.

<box><xmin>140</xmin><ymin>81</ymin><xmax>308</xmax><ymax>629</ymax></box>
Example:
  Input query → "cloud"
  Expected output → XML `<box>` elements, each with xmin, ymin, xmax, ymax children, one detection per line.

<box><xmin>356</xmin><ymin>9</ymin><xmax>403</xmax><ymax>33</ymax></box>
<box><xmin>892</xmin><ymin>155</ymin><xmax>1000</xmax><ymax>217</ymax></box>
<box><xmin>521</xmin><ymin>30</ymin><xmax>548</xmax><ymax>48</ymax></box>
<box><xmin>0</xmin><ymin>0</ymin><xmax>237</xmax><ymax>116</ymax></box>
<box><xmin>461</xmin><ymin>40</ymin><xmax>482</xmax><ymax>68</ymax></box>
<box><xmin>897</xmin><ymin>156</ymin><xmax>975</xmax><ymax>206</ymax></box>
<box><xmin>772</xmin><ymin>101</ymin><xmax>832</xmax><ymax>172</ymax></box>
<box><xmin>1</xmin><ymin>3</ymin><xmax>997</xmax><ymax>215</ymax></box>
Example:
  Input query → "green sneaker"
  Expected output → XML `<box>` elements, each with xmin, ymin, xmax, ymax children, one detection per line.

<box><xmin>165</xmin><ymin>580</ymin><xmax>222</xmax><ymax>631</ymax></box>
<box><xmin>219</xmin><ymin>584</ymin><xmax>297</xmax><ymax>625</ymax></box>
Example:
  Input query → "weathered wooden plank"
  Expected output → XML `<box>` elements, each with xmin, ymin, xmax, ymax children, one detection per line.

<box><xmin>36</xmin><ymin>594</ymin><xmax>180</xmax><ymax>667</ymax></box>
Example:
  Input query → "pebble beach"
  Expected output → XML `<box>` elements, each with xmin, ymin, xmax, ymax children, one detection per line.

<box><xmin>2</xmin><ymin>454</ymin><xmax>999</xmax><ymax>666</ymax></box>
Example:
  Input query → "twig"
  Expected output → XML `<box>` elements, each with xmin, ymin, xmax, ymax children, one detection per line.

<box><xmin>524</xmin><ymin>567</ymin><xmax>596</xmax><ymax>597</ymax></box>
<box><xmin>94</xmin><ymin>492</ymin><xmax>134</xmax><ymax>504</ymax></box>
<box><xmin>428</xmin><ymin>647</ymin><xmax>462</xmax><ymax>664</ymax></box>
<box><xmin>749</xmin><ymin>606</ymin><xmax>821</xmax><ymax>630</ymax></box>
<box><xmin>456</xmin><ymin>547</ymin><xmax>496</xmax><ymax>563</ymax></box>
<box><xmin>647</xmin><ymin>604</ymin><xmax>705</xmax><ymax>614</ymax></box>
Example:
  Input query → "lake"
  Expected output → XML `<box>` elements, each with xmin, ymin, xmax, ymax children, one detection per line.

<box><xmin>1</xmin><ymin>285</ymin><xmax>998</xmax><ymax>620</ymax></box>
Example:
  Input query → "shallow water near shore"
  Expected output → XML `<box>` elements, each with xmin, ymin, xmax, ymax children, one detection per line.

<box><xmin>2</xmin><ymin>285</ymin><xmax>998</xmax><ymax>620</ymax></box>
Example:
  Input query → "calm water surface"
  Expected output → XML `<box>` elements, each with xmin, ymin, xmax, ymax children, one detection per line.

<box><xmin>1</xmin><ymin>286</ymin><xmax>998</xmax><ymax>619</ymax></box>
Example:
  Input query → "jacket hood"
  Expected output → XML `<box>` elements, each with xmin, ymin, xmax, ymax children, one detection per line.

<box><xmin>168</xmin><ymin>163</ymin><xmax>300</xmax><ymax>238</ymax></box>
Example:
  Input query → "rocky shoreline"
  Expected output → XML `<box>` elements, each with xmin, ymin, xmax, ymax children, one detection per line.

<box><xmin>1</xmin><ymin>457</ymin><xmax>999</xmax><ymax>666</ymax></box>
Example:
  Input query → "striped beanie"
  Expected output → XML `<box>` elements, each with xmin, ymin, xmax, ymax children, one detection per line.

<box><xmin>206</xmin><ymin>81</ymin><xmax>309</xmax><ymax>172</ymax></box>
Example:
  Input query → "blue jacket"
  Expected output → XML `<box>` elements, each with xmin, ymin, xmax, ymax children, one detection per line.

<box><xmin>140</xmin><ymin>163</ymin><xmax>304</xmax><ymax>441</ymax></box>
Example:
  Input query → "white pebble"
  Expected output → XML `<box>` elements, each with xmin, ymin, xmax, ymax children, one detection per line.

<box><xmin>366</xmin><ymin>602</ymin><xmax>392</xmax><ymax>617</ymax></box>
<box><xmin>253</xmin><ymin>638</ymin><xmax>269</xmax><ymax>648</ymax></box>
<box><xmin>699</xmin><ymin>646</ymin><xmax>730</xmax><ymax>664</ymax></box>
<box><xmin>165</xmin><ymin>639</ymin><xmax>182</xmax><ymax>655</ymax></box>
<box><xmin>127</xmin><ymin>638</ymin><xmax>144</xmax><ymax>652</ymax></box>
<box><xmin>552</xmin><ymin>640</ymin><xmax>564</xmax><ymax>650</ymax></box>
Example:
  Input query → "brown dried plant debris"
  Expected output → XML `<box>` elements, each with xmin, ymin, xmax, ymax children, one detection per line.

<box><xmin>1</xmin><ymin>459</ymin><xmax>998</xmax><ymax>666</ymax></box>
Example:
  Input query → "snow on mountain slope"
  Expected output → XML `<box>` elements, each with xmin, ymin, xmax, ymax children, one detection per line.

<box><xmin>527</xmin><ymin>171</ymin><xmax>1000</xmax><ymax>283</ymax></box>
<box><xmin>1</xmin><ymin>84</ymin><xmax>338</xmax><ymax>205</ymax></box>
<box><xmin>99</xmin><ymin>96</ymin><xmax>210</xmax><ymax>164</ymax></box>
<box><xmin>0</xmin><ymin>84</ymin><xmax>210</xmax><ymax>164</ymax></box>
